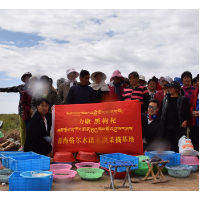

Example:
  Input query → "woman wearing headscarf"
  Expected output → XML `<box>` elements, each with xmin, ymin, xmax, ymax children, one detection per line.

<box><xmin>58</xmin><ymin>68</ymin><xmax>79</xmax><ymax>104</ymax></box>
<box><xmin>109</xmin><ymin>70</ymin><xmax>128</xmax><ymax>101</ymax></box>
<box><xmin>31</xmin><ymin>75</ymin><xmax>62</xmax><ymax>117</ymax></box>
<box><xmin>89</xmin><ymin>71</ymin><xmax>110</xmax><ymax>103</ymax></box>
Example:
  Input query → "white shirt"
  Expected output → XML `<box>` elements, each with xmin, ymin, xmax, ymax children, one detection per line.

<box><xmin>44</xmin><ymin>117</ymin><xmax>47</xmax><ymax>131</ymax></box>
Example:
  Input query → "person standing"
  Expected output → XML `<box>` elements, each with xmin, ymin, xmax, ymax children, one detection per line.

<box><xmin>109</xmin><ymin>70</ymin><xmax>128</xmax><ymax>101</ymax></box>
<box><xmin>0</xmin><ymin>72</ymin><xmax>32</xmax><ymax>149</ymax></box>
<box><xmin>160</xmin><ymin>81</ymin><xmax>190</xmax><ymax>152</ymax></box>
<box><xmin>31</xmin><ymin>75</ymin><xmax>62</xmax><ymax>117</ymax></box>
<box><xmin>191</xmin><ymin>75</ymin><xmax>199</xmax><ymax>88</ymax></box>
<box><xmin>21</xmin><ymin>76</ymin><xmax>38</xmax><ymax>147</ymax></box>
<box><xmin>180</xmin><ymin>71</ymin><xmax>195</xmax><ymax>104</ymax></box>
<box><xmin>139</xmin><ymin>75</ymin><xmax>147</xmax><ymax>86</ymax></box>
<box><xmin>89</xmin><ymin>71</ymin><xmax>110</xmax><ymax>103</ymax></box>
<box><xmin>122</xmin><ymin>71</ymin><xmax>149</xmax><ymax>113</ymax></box>
<box><xmin>189</xmin><ymin>74</ymin><xmax>199</xmax><ymax>151</ymax></box>
<box><xmin>154</xmin><ymin>76</ymin><xmax>173</xmax><ymax>108</ymax></box>
<box><xmin>142</xmin><ymin>99</ymin><xmax>164</xmax><ymax>152</ymax></box>
<box><xmin>58</xmin><ymin>68</ymin><xmax>79</xmax><ymax>104</ymax></box>
<box><xmin>56</xmin><ymin>78</ymin><xmax>66</xmax><ymax>92</ymax></box>
<box><xmin>147</xmin><ymin>78</ymin><xmax>157</xmax><ymax>100</ymax></box>
<box><xmin>67</xmin><ymin>70</ymin><xmax>95</xmax><ymax>104</ymax></box>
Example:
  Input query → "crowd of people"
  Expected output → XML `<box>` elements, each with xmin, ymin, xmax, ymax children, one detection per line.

<box><xmin>0</xmin><ymin>69</ymin><xmax>199</xmax><ymax>156</ymax></box>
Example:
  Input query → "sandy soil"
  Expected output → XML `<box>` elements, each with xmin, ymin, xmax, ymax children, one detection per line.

<box><xmin>0</xmin><ymin>165</ymin><xmax>199</xmax><ymax>191</ymax></box>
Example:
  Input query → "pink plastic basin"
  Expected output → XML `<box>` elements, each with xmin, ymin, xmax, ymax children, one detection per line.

<box><xmin>50</xmin><ymin>164</ymin><xmax>72</xmax><ymax>171</ymax></box>
<box><xmin>75</xmin><ymin>162</ymin><xmax>100</xmax><ymax>169</ymax></box>
<box><xmin>51</xmin><ymin>169</ymin><xmax>77</xmax><ymax>183</ymax></box>
<box><xmin>181</xmin><ymin>156</ymin><xmax>199</xmax><ymax>165</ymax></box>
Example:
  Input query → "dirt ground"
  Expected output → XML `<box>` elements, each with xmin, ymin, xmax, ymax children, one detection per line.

<box><xmin>0</xmin><ymin>163</ymin><xmax>199</xmax><ymax>191</ymax></box>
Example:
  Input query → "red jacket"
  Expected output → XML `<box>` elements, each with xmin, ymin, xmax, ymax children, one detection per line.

<box><xmin>156</xmin><ymin>82</ymin><xmax>163</xmax><ymax>91</ymax></box>
<box><xmin>21</xmin><ymin>90</ymin><xmax>32</xmax><ymax>121</ymax></box>
<box><xmin>109</xmin><ymin>82</ymin><xmax>128</xmax><ymax>101</ymax></box>
<box><xmin>154</xmin><ymin>90</ymin><xmax>164</xmax><ymax>108</ymax></box>
<box><xmin>189</xmin><ymin>87</ymin><xmax>199</xmax><ymax>126</ymax></box>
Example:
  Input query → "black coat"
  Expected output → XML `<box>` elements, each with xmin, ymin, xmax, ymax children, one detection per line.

<box><xmin>24</xmin><ymin>110</ymin><xmax>52</xmax><ymax>156</ymax></box>
<box><xmin>141</xmin><ymin>113</ymin><xmax>164</xmax><ymax>151</ymax></box>
<box><xmin>159</xmin><ymin>93</ymin><xmax>190</xmax><ymax>127</ymax></box>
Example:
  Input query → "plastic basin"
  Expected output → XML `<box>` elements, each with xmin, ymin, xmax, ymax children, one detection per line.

<box><xmin>77</xmin><ymin>168</ymin><xmax>104</xmax><ymax>181</ymax></box>
<box><xmin>165</xmin><ymin>165</ymin><xmax>192</xmax><ymax>177</ymax></box>
<box><xmin>189</xmin><ymin>165</ymin><xmax>199</xmax><ymax>172</ymax></box>
<box><xmin>150</xmin><ymin>151</ymin><xmax>175</xmax><ymax>155</ymax></box>
<box><xmin>76</xmin><ymin>151</ymin><xmax>99</xmax><ymax>162</ymax></box>
<box><xmin>51</xmin><ymin>169</ymin><xmax>77</xmax><ymax>183</ymax></box>
<box><xmin>50</xmin><ymin>164</ymin><xmax>72</xmax><ymax>171</ymax></box>
<box><xmin>0</xmin><ymin>169</ymin><xmax>13</xmax><ymax>183</ymax></box>
<box><xmin>75</xmin><ymin>162</ymin><xmax>100</xmax><ymax>169</ymax></box>
<box><xmin>132</xmin><ymin>155</ymin><xmax>150</xmax><ymax>175</ymax></box>
<box><xmin>20</xmin><ymin>171</ymin><xmax>52</xmax><ymax>178</ymax></box>
<box><xmin>53</xmin><ymin>152</ymin><xmax>75</xmax><ymax>163</ymax></box>
<box><xmin>181</xmin><ymin>156</ymin><xmax>199</xmax><ymax>165</ymax></box>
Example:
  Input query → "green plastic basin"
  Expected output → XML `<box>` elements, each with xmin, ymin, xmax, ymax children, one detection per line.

<box><xmin>77</xmin><ymin>168</ymin><xmax>104</xmax><ymax>181</ymax></box>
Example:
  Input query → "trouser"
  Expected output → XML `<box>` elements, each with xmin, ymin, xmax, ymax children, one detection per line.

<box><xmin>19</xmin><ymin>116</ymin><xmax>26</xmax><ymax>146</ymax></box>
<box><xmin>24</xmin><ymin>120</ymin><xmax>30</xmax><ymax>132</ymax></box>
<box><xmin>163</xmin><ymin>127</ymin><xmax>187</xmax><ymax>153</ymax></box>
<box><xmin>189</xmin><ymin>126</ymin><xmax>199</xmax><ymax>151</ymax></box>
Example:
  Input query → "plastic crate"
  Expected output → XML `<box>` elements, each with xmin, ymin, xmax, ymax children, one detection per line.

<box><xmin>8</xmin><ymin>171</ymin><xmax>53</xmax><ymax>191</ymax></box>
<box><xmin>9</xmin><ymin>155</ymin><xmax>50</xmax><ymax>171</ymax></box>
<box><xmin>144</xmin><ymin>152</ymin><xmax>181</xmax><ymax>166</ymax></box>
<box><xmin>0</xmin><ymin>151</ymin><xmax>24</xmax><ymax>158</ymax></box>
<box><xmin>1</xmin><ymin>152</ymin><xmax>39</xmax><ymax>168</ymax></box>
<box><xmin>100</xmin><ymin>153</ymin><xmax>139</xmax><ymax>172</ymax></box>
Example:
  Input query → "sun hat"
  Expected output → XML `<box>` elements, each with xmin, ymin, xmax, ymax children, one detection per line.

<box><xmin>159</xmin><ymin>76</ymin><xmax>173</xmax><ymax>85</ymax></box>
<box><xmin>164</xmin><ymin>81</ymin><xmax>181</xmax><ymax>89</ymax></box>
<box><xmin>66</xmin><ymin>68</ymin><xmax>79</xmax><ymax>79</ymax></box>
<box><xmin>21</xmin><ymin>72</ymin><xmax>32</xmax><ymax>82</ymax></box>
<box><xmin>110</xmin><ymin>70</ymin><xmax>124</xmax><ymax>82</ymax></box>
<box><xmin>91</xmin><ymin>71</ymin><xmax>107</xmax><ymax>82</ymax></box>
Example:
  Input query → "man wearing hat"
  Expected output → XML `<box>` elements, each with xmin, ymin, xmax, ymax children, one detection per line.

<box><xmin>0</xmin><ymin>72</ymin><xmax>32</xmax><ymax>150</ymax></box>
<box><xmin>159</xmin><ymin>81</ymin><xmax>190</xmax><ymax>152</ymax></box>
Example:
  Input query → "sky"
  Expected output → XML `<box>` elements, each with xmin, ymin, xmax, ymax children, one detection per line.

<box><xmin>0</xmin><ymin>1</ymin><xmax>199</xmax><ymax>114</ymax></box>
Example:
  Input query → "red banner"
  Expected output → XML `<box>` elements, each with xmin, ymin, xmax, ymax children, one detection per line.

<box><xmin>52</xmin><ymin>100</ymin><xmax>143</xmax><ymax>155</ymax></box>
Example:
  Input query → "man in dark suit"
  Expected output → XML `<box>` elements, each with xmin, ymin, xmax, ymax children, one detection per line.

<box><xmin>24</xmin><ymin>98</ymin><xmax>52</xmax><ymax>156</ymax></box>
<box><xmin>142</xmin><ymin>99</ymin><xmax>164</xmax><ymax>152</ymax></box>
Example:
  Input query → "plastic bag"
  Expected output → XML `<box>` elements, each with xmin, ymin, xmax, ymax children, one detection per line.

<box><xmin>178</xmin><ymin>136</ymin><xmax>196</xmax><ymax>155</ymax></box>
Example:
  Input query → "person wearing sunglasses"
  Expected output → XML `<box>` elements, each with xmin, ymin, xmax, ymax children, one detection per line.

<box><xmin>141</xmin><ymin>99</ymin><xmax>164</xmax><ymax>152</ymax></box>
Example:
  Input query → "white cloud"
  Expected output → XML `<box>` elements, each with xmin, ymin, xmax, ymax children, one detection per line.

<box><xmin>0</xmin><ymin>9</ymin><xmax>199</xmax><ymax>113</ymax></box>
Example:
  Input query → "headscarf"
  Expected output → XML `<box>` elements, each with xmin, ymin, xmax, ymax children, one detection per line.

<box><xmin>89</xmin><ymin>71</ymin><xmax>110</xmax><ymax>91</ymax></box>
<box><xmin>66</xmin><ymin>68</ymin><xmax>79</xmax><ymax>87</ymax></box>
